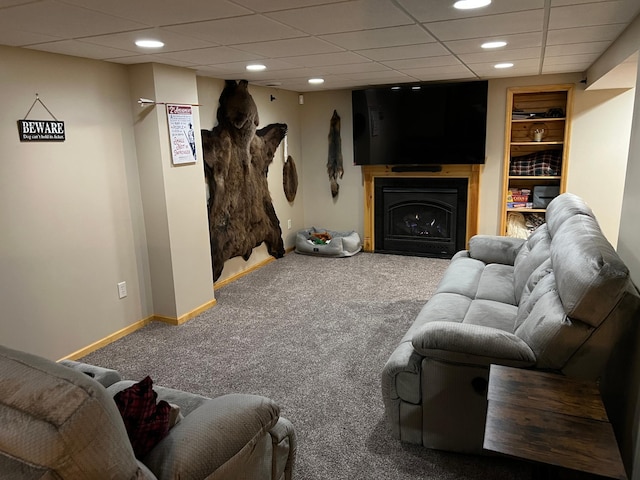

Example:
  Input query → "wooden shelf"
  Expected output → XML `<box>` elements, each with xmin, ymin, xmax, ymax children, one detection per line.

<box><xmin>511</xmin><ymin>117</ymin><xmax>566</xmax><ymax>123</ymax></box>
<box><xmin>500</xmin><ymin>84</ymin><xmax>573</xmax><ymax>237</ymax></box>
<box><xmin>511</xmin><ymin>141</ymin><xmax>563</xmax><ymax>146</ymax></box>
<box><xmin>506</xmin><ymin>208</ymin><xmax>546</xmax><ymax>213</ymax></box>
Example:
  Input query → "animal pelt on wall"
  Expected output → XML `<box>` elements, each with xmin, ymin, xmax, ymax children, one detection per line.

<box><xmin>201</xmin><ymin>80</ymin><xmax>287</xmax><ymax>281</ymax></box>
<box><xmin>327</xmin><ymin>110</ymin><xmax>344</xmax><ymax>198</ymax></box>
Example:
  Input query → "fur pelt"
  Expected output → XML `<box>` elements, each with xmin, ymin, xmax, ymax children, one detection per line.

<box><xmin>202</xmin><ymin>80</ymin><xmax>286</xmax><ymax>281</ymax></box>
<box><xmin>283</xmin><ymin>155</ymin><xmax>298</xmax><ymax>203</ymax></box>
<box><xmin>327</xmin><ymin>109</ymin><xmax>344</xmax><ymax>198</ymax></box>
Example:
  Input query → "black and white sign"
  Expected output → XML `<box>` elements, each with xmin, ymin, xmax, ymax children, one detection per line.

<box><xmin>167</xmin><ymin>104</ymin><xmax>196</xmax><ymax>165</ymax></box>
<box><xmin>18</xmin><ymin>120</ymin><xmax>66</xmax><ymax>142</ymax></box>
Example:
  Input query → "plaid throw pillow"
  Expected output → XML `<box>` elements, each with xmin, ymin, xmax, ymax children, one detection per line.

<box><xmin>113</xmin><ymin>376</ymin><xmax>171</xmax><ymax>458</ymax></box>
<box><xmin>510</xmin><ymin>150</ymin><xmax>562</xmax><ymax>176</ymax></box>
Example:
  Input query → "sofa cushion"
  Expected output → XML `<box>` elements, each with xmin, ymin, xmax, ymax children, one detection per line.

<box><xmin>513</xmin><ymin>223</ymin><xmax>552</xmax><ymax>302</ymax></box>
<box><xmin>514</xmin><ymin>272</ymin><xmax>593</xmax><ymax>370</ymax></box>
<box><xmin>516</xmin><ymin>258</ymin><xmax>554</xmax><ymax>328</ymax></box>
<box><xmin>551</xmin><ymin>215</ymin><xmax>629</xmax><ymax>327</ymax></box>
<box><xmin>475</xmin><ymin>264</ymin><xmax>517</xmax><ymax>306</ymax></box>
<box><xmin>434</xmin><ymin>256</ymin><xmax>485</xmax><ymax>297</ymax></box>
<box><xmin>463</xmin><ymin>299</ymin><xmax>518</xmax><ymax>331</ymax></box>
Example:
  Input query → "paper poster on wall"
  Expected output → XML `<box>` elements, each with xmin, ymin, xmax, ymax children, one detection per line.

<box><xmin>167</xmin><ymin>104</ymin><xmax>196</xmax><ymax>165</ymax></box>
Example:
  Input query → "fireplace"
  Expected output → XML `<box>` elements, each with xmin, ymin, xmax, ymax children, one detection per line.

<box><xmin>374</xmin><ymin>177</ymin><xmax>467</xmax><ymax>258</ymax></box>
<box><xmin>362</xmin><ymin>165</ymin><xmax>480</xmax><ymax>255</ymax></box>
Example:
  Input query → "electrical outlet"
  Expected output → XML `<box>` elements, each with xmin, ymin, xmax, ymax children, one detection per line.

<box><xmin>117</xmin><ymin>281</ymin><xmax>127</xmax><ymax>299</ymax></box>
<box><xmin>287</xmin><ymin>219</ymin><xmax>292</xmax><ymax>230</ymax></box>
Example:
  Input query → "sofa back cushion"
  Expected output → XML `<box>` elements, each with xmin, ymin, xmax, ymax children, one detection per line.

<box><xmin>551</xmin><ymin>215</ymin><xmax>629</xmax><ymax>327</ymax></box>
<box><xmin>513</xmin><ymin>223</ymin><xmax>552</xmax><ymax>302</ymax></box>
<box><xmin>0</xmin><ymin>345</ymin><xmax>142</xmax><ymax>480</ymax></box>
<box><xmin>545</xmin><ymin>192</ymin><xmax>594</xmax><ymax>236</ymax></box>
<box><xmin>514</xmin><ymin>272</ymin><xmax>593</xmax><ymax>370</ymax></box>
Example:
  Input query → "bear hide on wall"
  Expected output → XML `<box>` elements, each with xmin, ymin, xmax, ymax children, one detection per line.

<box><xmin>202</xmin><ymin>80</ymin><xmax>287</xmax><ymax>281</ymax></box>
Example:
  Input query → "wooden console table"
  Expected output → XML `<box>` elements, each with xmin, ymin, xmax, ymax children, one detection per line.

<box><xmin>483</xmin><ymin>364</ymin><xmax>627</xmax><ymax>479</ymax></box>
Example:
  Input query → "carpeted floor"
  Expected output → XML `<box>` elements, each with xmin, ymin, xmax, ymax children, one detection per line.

<box><xmin>81</xmin><ymin>251</ymin><xmax>532</xmax><ymax>480</ymax></box>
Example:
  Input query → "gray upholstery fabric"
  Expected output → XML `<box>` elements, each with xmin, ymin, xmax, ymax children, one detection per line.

<box><xmin>144</xmin><ymin>394</ymin><xmax>280</xmax><ymax>480</ymax></box>
<box><xmin>0</xmin><ymin>345</ymin><xmax>145</xmax><ymax>480</ymax></box>
<box><xmin>551</xmin><ymin>215</ymin><xmax>629</xmax><ymax>327</ymax></box>
<box><xmin>545</xmin><ymin>191</ymin><xmax>594</xmax><ymax>235</ymax></box>
<box><xmin>381</xmin><ymin>192</ymin><xmax>640</xmax><ymax>454</ymax></box>
<box><xmin>468</xmin><ymin>234</ymin><xmax>524</xmax><ymax>265</ymax></box>
<box><xmin>412</xmin><ymin>322</ymin><xmax>535</xmax><ymax>367</ymax></box>
<box><xmin>0</xmin><ymin>346</ymin><xmax>296</xmax><ymax>480</ymax></box>
<box><xmin>513</xmin><ymin>223</ymin><xmax>552</xmax><ymax>301</ymax></box>
<box><xmin>60</xmin><ymin>359</ymin><xmax>122</xmax><ymax>387</ymax></box>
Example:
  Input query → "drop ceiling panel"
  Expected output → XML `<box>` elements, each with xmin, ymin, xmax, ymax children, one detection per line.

<box><xmin>25</xmin><ymin>39</ymin><xmax>136</xmax><ymax>59</ymax></box>
<box><xmin>166</xmin><ymin>15</ymin><xmax>306</xmax><ymax>44</ymax></box>
<box><xmin>283</xmin><ymin>51</ymin><xmax>372</xmax><ymax>68</ymax></box>
<box><xmin>424</xmin><ymin>10</ymin><xmax>545</xmax><ymax>42</ymax></box>
<box><xmin>319</xmin><ymin>25</ymin><xmax>435</xmax><ymax>50</ymax></box>
<box><xmin>549</xmin><ymin>1</ymin><xmax>640</xmax><ymax>29</ymax></box>
<box><xmin>382</xmin><ymin>55</ymin><xmax>462</xmax><ymax>70</ymax></box>
<box><xmin>0</xmin><ymin>0</ymin><xmax>146</xmax><ymax>38</ymax></box>
<box><xmin>79</xmin><ymin>29</ymin><xmax>215</xmax><ymax>53</ymax></box>
<box><xmin>157</xmin><ymin>46</ymin><xmax>262</xmax><ymax>65</ymax></box>
<box><xmin>445</xmin><ymin>32</ymin><xmax>543</xmax><ymax>54</ymax></box>
<box><xmin>546</xmin><ymin>24</ymin><xmax>628</xmax><ymax>44</ymax></box>
<box><xmin>397</xmin><ymin>0</ymin><xmax>545</xmax><ymax>22</ymax></box>
<box><xmin>233</xmin><ymin>37</ymin><xmax>343</xmax><ymax>58</ymax></box>
<box><xmin>0</xmin><ymin>0</ymin><xmax>636</xmax><ymax>90</ymax></box>
<box><xmin>61</xmin><ymin>0</ymin><xmax>252</xmax><ymax>25</ymax></box>
<box><xmin>266</xmin><ymin>0</ymin><xmax>415</xmax><ymax>35</ymax></box>
<box><xmin>357</xmin><ymin>43</ymin><xmax>449</xmax><ymax>62</ymax></box>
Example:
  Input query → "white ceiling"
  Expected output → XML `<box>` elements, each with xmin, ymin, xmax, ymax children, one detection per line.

<box><xmin>1</xmin><ymin>0</ymin><xmax>639</xmax><ymax>92</ymax></box>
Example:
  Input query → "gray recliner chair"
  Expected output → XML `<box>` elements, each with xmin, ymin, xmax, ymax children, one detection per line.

<box><xmin>0</xmin><ymin>344</ymin><xmax>296</xmax><ymax>479</ymax></box>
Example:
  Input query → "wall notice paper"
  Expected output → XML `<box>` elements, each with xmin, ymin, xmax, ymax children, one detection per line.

<box><xmin>167</xmin><ymin>104</ymin><xmax>196</xmax><ymax>165</ymax></box>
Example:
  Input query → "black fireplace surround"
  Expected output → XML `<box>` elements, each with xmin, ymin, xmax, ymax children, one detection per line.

<box><xmin>374</xmin><ymin>177</ymin><xmax>468</xmax><ymax>258</ymax></box>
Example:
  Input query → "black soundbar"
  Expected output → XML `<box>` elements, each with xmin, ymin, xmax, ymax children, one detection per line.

<box><xmin>390</xmin><ymin>165</ymin><xmax>443</xmax><ymax>173</ymax></box>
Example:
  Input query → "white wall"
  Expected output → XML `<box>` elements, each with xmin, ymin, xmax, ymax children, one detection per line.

<box><xmin>299</xmin><ymin>90</ymin><xmax>364</xmax><ymax>237</ymax></box>
<box><xmin>568</xmin><ymin>88</ymin><xmax>634</xmax><ymax>246</ymax></box>
<box><xmin>0</xmin><ymin>46</ymin><xmax>151</xmax><ymax>360</ymax></box>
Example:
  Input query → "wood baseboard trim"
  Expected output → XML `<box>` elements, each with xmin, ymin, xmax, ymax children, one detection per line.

<box><xmin>59</xmin><ymin>298</ymin><xmax>218</xmax><ymax>360</ymax></box>
<box><xmin>59</xmin><ymin>315</ymin><xmax>154</xmax><ymax>361</ymax></box>
<box><xmin>153</xmin><ymin>298</ymin><xmax>217</xmax><ymax>325</ymax></box>
<box><xmin>214</xmin><ymin>256</ymin><xmax>276</xmax><ymax>289</ymax></box>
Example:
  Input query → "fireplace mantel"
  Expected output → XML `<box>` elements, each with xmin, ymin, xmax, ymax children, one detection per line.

<box><xmin>362</xmin><ymin>165</ymin><xmax>481</xmax><ymax>252</ymax></box>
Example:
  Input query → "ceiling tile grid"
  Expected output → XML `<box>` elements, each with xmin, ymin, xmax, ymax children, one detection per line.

<box><xmin>0</xmin><ymin>0</ymin><xmax>638</xmax><ymax>91</ymax></box>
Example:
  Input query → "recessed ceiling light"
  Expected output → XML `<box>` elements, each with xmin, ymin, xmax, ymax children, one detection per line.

<box><xmin>453</xmin><ymin>0</ymin><xmax>491</xmax><ymax>10</ymax></box>
<box><xmin>391</xmin><ymin>86</ymin><xmax>401</xmax><ymax>90</ymax></box>
<box><xmin>135</xmin><ymin>39</ymin><xmax>164</xmax><ymax>48</ymax></box>
<box><xmin>482</xmin><ymin>41</ymin><xmax>507</xmax><ymax>49</ymax></box>
<box><xmin>308</xmin><ymin>78</ymin><xmax>324</xmax><ymax>85</ymax></box>
<box><xmin>412</xmin><ymin>86</ymin><xmax>421</xmax><ymax>90</ymax></box>
<box><xmin>495</xmin><ymin>62</ymin><xmax>514</xmax><ymax>69</ymax></box>
<box><xmin>246</xmin><ymin>64</ymin><xmax>266</xmax><ymax>72</ymax></box>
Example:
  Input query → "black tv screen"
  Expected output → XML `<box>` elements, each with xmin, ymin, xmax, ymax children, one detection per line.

<box><xmin>352</xmin><ymin>81</ymin><xmax>488</xmax><ymax>166</ymax></box>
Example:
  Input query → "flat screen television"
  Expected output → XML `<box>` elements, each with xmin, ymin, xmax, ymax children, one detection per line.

<box><xmin>352</xmin><ymin>80</ymin><xmax>488</xmax><ymax>166</ymax></box>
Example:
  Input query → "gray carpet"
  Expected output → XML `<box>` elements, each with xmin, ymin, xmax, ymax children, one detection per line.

<box><xmin>81</xmin><ymin>251</ymin><xmax>532</xmax><ymax>480</ymax></box>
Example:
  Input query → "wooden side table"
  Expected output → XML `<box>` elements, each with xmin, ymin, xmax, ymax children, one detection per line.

<box><xmin>483</xmin><ymin>364</ymin><xmax>627</xmax><ymax>480</ymax></box>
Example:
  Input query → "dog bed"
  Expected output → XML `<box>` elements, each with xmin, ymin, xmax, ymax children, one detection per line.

<box><xmin>295</xmin><ymin>227</ymin><xmax>361</xmax><ymax>257</ymax></box>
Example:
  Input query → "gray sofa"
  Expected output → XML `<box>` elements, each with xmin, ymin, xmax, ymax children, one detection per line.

<box><xmin>382</xmin><ymin>193</ymin><xmax>640</xmax><ymax>454</ymax></box>
<box><xmin>0</xmin><ymin>344</ymin><xmax>296</xmax><ymax>479</ymax></box>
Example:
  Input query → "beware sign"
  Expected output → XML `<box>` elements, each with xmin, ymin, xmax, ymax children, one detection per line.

<box><xmin>17</xmin><ymin>120</ymin><xmax>66</xmax><ymax>142</ymax></box>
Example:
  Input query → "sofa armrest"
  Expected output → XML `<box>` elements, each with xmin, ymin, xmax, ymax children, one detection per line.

<box><xmin>468</xmin><ymin>235</ymin><xmax>525</xmax><ymax>265</ymax></box>
<box><xmin>143</xmin><ymin>394</ymin><xmax>281</xmax><ymax>480</ymax></box>
<box><xmin>412</xmin><ymin>321</ymin><xmax>536</xmax><ymax>368</ymax></box>
<box><xmin>59</xmin><ymin>360</ymin><xmax>122</xmax><ymax>388</ymax></box>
